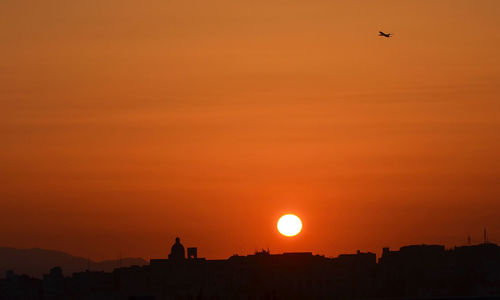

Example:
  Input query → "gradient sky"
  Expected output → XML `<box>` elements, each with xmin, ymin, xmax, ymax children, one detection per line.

<box><xmin>1</xmin><ymin>0</ymin><xmax>500</xmax><ymax>261</ymax></box>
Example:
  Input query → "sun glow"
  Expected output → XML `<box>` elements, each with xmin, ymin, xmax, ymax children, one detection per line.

<box><xmin>277</xmin><ymin>214</ymin><xmax>302</xmax><ymax>237</ymax></box>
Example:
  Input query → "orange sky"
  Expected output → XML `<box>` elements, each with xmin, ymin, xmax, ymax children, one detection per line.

<box><xmin>1</xmin><ymin>0</ymin><xmax>500</xmax><ymax>261</ymax></box>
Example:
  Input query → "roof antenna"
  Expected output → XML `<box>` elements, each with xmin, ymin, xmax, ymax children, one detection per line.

<box><xmin>484</xmin><ymin>228</ymin><xmax>488</xmax><ymax>244</ymax></box>
<box><xmin>467</xmin><ymin>234</ymin><xmax>471</xmax><ymax>245</ymax></box>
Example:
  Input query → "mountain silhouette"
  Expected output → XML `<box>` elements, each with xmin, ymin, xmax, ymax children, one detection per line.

<box><xmin>0</xmin><ymin>247</ymin><xmax>147</xmax><ymax>278</ymax></box>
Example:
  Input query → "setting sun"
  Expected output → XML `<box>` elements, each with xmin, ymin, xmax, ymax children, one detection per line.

<box><xmin>277</xmin><ymin>214</ymin><xmax>302</xmax><ymax>237</ymax></box>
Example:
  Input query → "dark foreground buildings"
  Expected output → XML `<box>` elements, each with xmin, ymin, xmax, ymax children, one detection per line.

<box><xmin>2</xmin><ymin>237</ymin><xmax>500</xmax><ymax>300</ymax></box>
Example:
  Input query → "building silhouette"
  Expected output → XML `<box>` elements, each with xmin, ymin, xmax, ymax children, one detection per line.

<box><xmin>2</xmin><ymin>237</ymin><xmax>500</xmax><ymax>299</ymax></box>
<box><xmin>168</xmin><ymin>237</ymin><xmax>185</xmax><ymax>261</ymax></box>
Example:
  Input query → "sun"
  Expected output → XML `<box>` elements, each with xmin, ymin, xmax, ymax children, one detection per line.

<box><xmin>277</xmin><ymin>214</ymin><xmax>302</xmax><ymax>237</ymax></box>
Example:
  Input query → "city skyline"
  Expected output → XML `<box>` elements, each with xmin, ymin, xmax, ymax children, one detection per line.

<box><xmin>1</xmin><ymin>235</ymin><xmax>498</xmax><ymax>279</ymax></box>
<box><xmin>3</xmin><ymin>237</ymin><xmax>500</xmax><ymax>299</ymax></box>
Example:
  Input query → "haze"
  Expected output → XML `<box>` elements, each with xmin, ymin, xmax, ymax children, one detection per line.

<box><xmin>1</xmin><ymin>0</ymin><xmax>500</xmax><ymax>261</ymax></box>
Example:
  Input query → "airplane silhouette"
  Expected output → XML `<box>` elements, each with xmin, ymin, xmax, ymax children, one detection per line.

<box><xmin>379</xmin><ymin>31</ymin><xmax>392</xmax><ymax>38</ymax></box>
